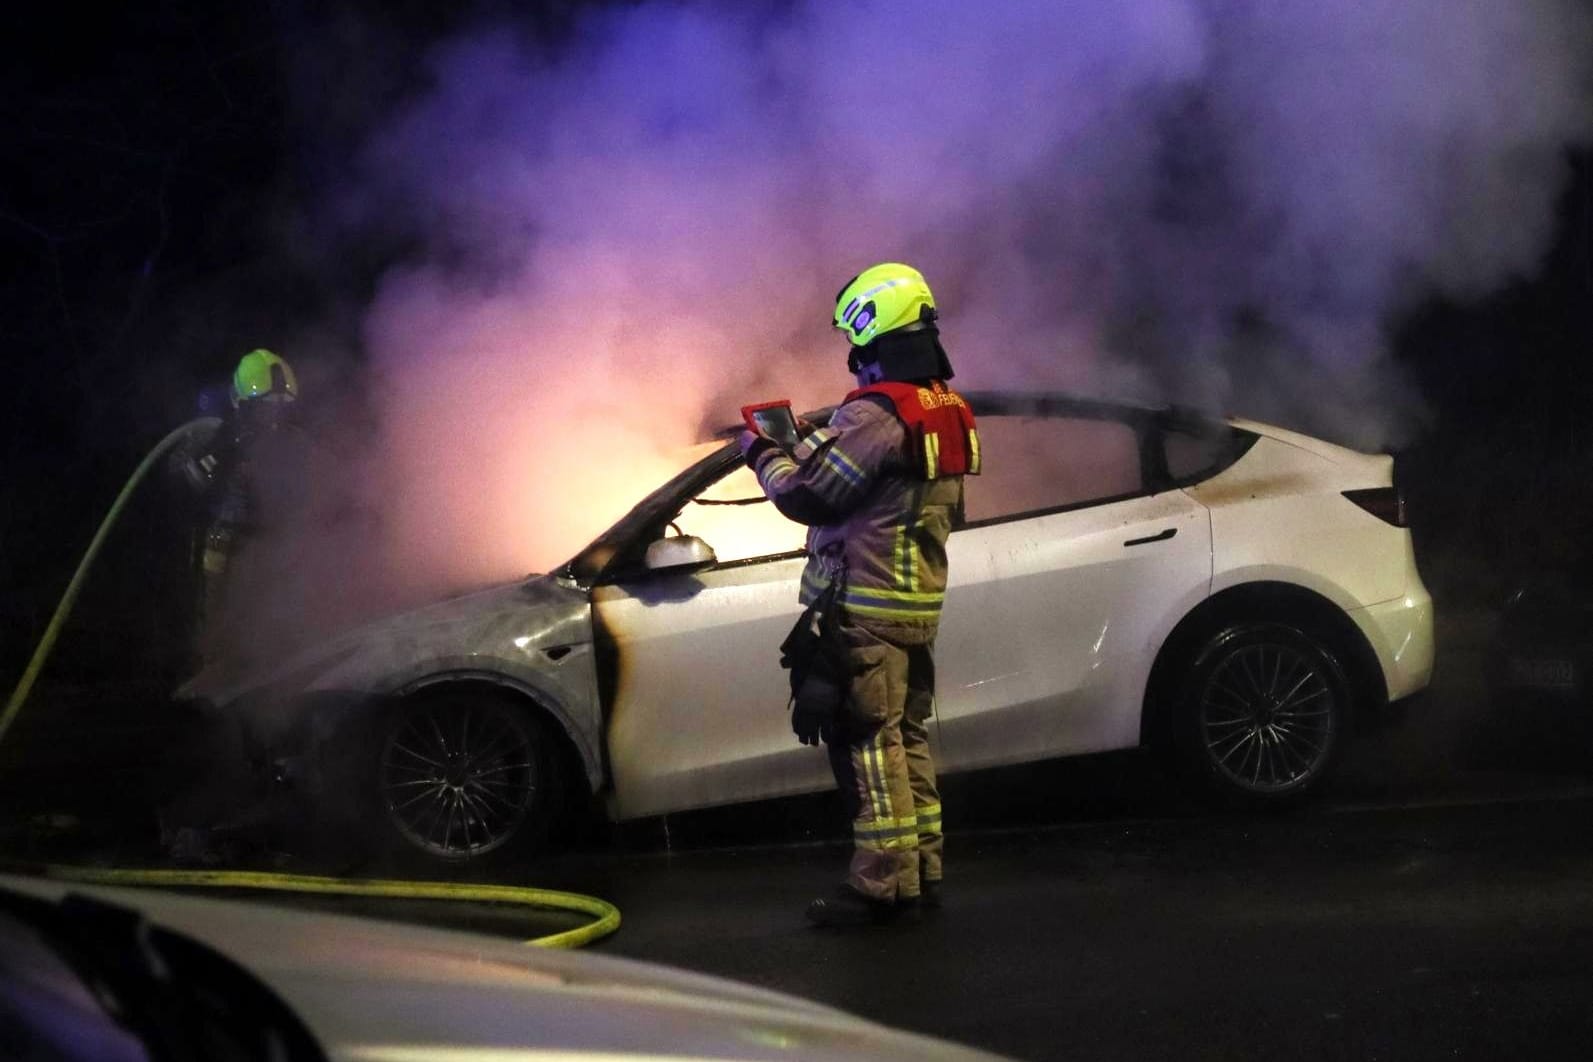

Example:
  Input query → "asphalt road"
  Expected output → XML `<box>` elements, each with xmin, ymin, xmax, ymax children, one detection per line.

<box><xmin>530</xmin><ymin>608</ymin><xmax>1593</xmax><ymax>1060</ymax></box>
<box><xmin>4</xmin><ymin>608</ymin><xmax>1593</xmax><ymax>1060</ymax></box>
<box><xmin>579</xmin><ymin>793</ymin><xmax>1593</xmax><ymax>1062</ymax></box>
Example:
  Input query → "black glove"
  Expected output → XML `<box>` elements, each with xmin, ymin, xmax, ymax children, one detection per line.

<box><xmin>167</xmin><ymin>421</ymin><xmax>224</xmax><ymax>494</ymax></box>
<box><xmin>791</xmin><ymin>673</ymin><xmax>844</xmax><ymax>746</ymax></box>
<box><xmin>739</xmin><ymin>429</ymin><xmax>779</xmax><ymax>471</ymax></box>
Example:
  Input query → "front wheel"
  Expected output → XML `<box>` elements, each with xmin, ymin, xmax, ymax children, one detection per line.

<box><xmin>1171</xmin><ymin>623</ymin><xmax>1351</xmax><ymax>806</ymax></box>
<box><xmin>370</xmin><ymin>691</ymin><xmax>560</xmax><ymax>866</ymax></box>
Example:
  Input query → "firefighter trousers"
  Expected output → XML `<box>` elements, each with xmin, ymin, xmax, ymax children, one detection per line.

<box><xmin>827</xmin><ymin>622</ymin><xmax>943</xmax><ymax>903</ymax></box>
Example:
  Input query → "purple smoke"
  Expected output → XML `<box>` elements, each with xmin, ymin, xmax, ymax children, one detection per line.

<box><xmin>238</xmin><ymin>0</ymin><xmax>1593</xmax><ymax>632</ymax></box>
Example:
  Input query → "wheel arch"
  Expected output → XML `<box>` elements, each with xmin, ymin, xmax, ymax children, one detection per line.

<box><xmin>1139</xmin><ymin>580</ymin><xmax>1389</xmax><ymax>749</ymax></box>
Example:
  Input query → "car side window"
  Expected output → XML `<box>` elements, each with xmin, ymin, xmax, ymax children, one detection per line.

<box><xmin>963</xmin><ymin>414</ymin><xmax>1143</xmax><ymax>524</ymax></box>
<box><xmin>1162</xmin><ymin>423</ymin><xmax>1254</xmax><ymax>485</ymax></box>
<box><xmin>671</xmin><ymin>464</ymin><xmax>807</xmax><ymax>564</ymax></box>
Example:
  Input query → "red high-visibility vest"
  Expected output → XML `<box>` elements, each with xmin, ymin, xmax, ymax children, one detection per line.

<box><xmin>845</xmin><ymin>380</ymin><xmax>981</xmax><ymax>480</ymax></box>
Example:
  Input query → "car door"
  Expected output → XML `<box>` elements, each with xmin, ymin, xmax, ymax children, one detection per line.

<box><xmin>593</xmin><ymin>462</ymin><xmax>838</xmax><ymax>821</ymax></box>
<box><xmin>931</xmin><ymin>411</ymin><xmax>1213</xmax><ymax>773</ymax></box>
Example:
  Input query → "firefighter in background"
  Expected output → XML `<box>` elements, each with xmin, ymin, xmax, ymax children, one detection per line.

<box><xmin>740</xmin><ymin>263</ymin><xmax>979</xmax><ymax>927</ymax></box>
<box><xmin>156</xmin><ymin>349</ymin><xmax>300</xmax><ymax>863</ymax></box>
<box><xmin>172</xmin><ymin>348</ymin><xmax>299</xmax><ymax>668</ymax></box>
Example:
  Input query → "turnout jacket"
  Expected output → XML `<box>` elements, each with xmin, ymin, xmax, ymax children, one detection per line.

<box><xmin>747</xmin><ymin>383</ymin><xmax>976</xmax><ymax>645</ymax></box>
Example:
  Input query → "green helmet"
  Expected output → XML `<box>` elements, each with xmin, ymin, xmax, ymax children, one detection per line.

<box><xmin>231</xmin><ymin>349</ymin><xmax>298</xmax><ymax>407</ymax></box>
<box><xmin>833</xmin><ymin>262</ymin><xmax>938</xmax><ymax>347</ymax></box>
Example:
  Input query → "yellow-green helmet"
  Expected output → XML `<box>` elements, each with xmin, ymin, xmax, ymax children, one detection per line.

<box><xmin>231</xmin><ymin>349</ymin><xmax>298</xmax><ymax>406</ymax></box>
<box><xmin>833</xmin><ymin>262</ymin><xmax>938</xmax><ymax>347</ymax></box>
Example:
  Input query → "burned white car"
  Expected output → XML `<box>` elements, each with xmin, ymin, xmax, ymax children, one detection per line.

<box><xmin>180</xmin><ymin>392</ymin><xmax>1434</xmax><ymax>866</ymax></box>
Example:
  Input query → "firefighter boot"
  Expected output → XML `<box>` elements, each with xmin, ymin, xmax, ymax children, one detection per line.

<box><xmin>806</xmin><ymin>885</ymin><xmax>919</xmax><ymax>928</ymax></box>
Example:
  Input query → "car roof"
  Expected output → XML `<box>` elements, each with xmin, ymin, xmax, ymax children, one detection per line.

<box><xmin>712</xmin><ymin>389</ymin><xmax>1228</xmax><ymax>442</ymax></box>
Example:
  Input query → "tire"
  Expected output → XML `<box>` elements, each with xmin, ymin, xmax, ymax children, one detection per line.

<box><xmin>1171</xmin><ymin>622</ymin><xmax>1351</xmax><ymax>807</ymax></box>
<box><xmin>367</xmin><ymin>690</ymin><xmax>562</xmax><ymax>868</ymax></box>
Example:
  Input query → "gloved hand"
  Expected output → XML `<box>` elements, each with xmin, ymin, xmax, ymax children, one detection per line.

<box><xmin>791</xmin><ymin>673</ymin><xmax>844</xmax><ymax>746</ymax></box>
<box><xmin>167</xmin><ymin>421</ymin><xmax>223</xmax><ymax>493</ymax></box>
<box><xmin>739</xmin><ymin>429</ymin><xmax>777</xmax><ymax>470</ymax></box>
<box><xmin>791</xmin><ymin>700</ymin><xmax>832</xmax><ymax>746</ymax></box>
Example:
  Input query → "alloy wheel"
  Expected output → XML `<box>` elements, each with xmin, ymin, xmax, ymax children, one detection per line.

<box><xmin>378</xmin><ymin>699</ymin><xmax>539</xmax><ymax>860</ymax></box>
<box><xmin>1197</xmin><ymin>639</ymin><xmax>1338</xmax><ymax>794</ymax></box>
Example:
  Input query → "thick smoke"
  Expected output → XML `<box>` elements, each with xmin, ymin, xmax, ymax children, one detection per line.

<box><xmin>221</xmin><ymin>0</ymin><xmax>1593</xmax><ymax>653</ymax></box>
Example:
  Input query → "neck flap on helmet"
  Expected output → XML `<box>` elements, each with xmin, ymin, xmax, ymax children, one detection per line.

<box><xmin>848</xmin><ymin>321</ymin><xmax>955</xmax><ymax>383</ymax></box>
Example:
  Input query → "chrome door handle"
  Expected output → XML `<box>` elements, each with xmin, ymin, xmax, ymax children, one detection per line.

<box><xmin>1124</xmin><ymin>528</ymin><xmax>1177</xmax><ymax>548</ymax></box>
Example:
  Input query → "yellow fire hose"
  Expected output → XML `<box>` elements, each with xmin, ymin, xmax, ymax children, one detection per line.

<box><xmin>3</xmin><ymin>418</ymin><xmax>620</xmax><ymax>948</ymax></box>
<box><xmin>1</xmin><ymin>418</ymin><xmax>222</xmax><ymax>748</ymax></box>
<box><xmin>34</xmin><ymin>865</ymin><xmax>619</xmax><ymax>950</ymax></box>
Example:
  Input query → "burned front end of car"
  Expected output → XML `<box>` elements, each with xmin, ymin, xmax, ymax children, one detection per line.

<box><xmin>167</xmin><ymin>575</ymin><xmax>605</xmax><ymax>863</ymax></box>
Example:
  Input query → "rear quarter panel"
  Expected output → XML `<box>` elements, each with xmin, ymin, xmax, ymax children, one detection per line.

<box><xmin>1185</xmin><ymin>435</ymin><xmax>1411</xmax><ymax>610</ymax></box>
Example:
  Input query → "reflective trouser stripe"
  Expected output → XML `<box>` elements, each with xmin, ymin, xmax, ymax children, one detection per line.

<box><xmin>915</xmin><ymin>801</ymin><xmax>943</xmax><ymax>836</ymax></box>
<box><xmin>863</xmin><ymin>732</ymin><xmax>890</xmax><ymax>822</ymax></box>
<box><xmin>854</xmin><ymin>733</ymin><xmax>918</xmax><ymax>852</ymax></box>
<box><xmin>854</xmin><ymin>820</ymin><xmax>920</xmax><ymax>851</ymax></box>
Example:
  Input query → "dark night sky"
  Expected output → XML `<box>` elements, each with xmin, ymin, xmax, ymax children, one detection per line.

<box><xmin>3</xmin><ymin>1</ymin><xmax>1591</xmax><ymax>682</ymax></box>
<box><xmin>1</xmin><ymin>2</ymin><xmax>494</xmax><ymax>677</ymax></box>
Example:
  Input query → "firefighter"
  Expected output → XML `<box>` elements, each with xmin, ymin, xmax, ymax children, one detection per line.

<box><xmin>171</xmin><ymin>348</ymin><xmax>299</xmax><ymax>668</ymax></box>
<box><xmin>155</xmin><ymin>349</ymin><xmax>304</xmax><ymax>863</ymax></box>
<box><xmin>740</xmin><ymin>263</ymin><xmax>979</xmax><ymax>927</ymax></box>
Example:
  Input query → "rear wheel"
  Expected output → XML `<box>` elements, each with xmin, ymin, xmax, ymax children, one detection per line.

<box><xmin>371</xmin><ymin>691</ymin><xmax>560</xmax><ymax>866</ymax></box>
<box><xmin>1172</xmin><ymin>623</ymin><xmax>1350</xmax><ymax>806</ymax></box>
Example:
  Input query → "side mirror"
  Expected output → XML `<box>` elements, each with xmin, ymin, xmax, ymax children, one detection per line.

<box><xmin>644</xmin><ymin>534</ymin><xmax>717</xmax><ymax>573</ymax></box>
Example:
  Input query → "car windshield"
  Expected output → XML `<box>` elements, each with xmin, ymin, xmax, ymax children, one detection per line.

<box><xmin>562</xmin><ymin>439</ymin><xmax>742</xmax><ymax>584</ymax></box>
<box><xmin>562</xmin><ymin>407</ymin><xmax>833</xmax><ymax>584</ymax></box>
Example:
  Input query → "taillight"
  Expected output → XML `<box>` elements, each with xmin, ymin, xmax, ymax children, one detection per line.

<box><xmin>1342</xmin><ymin>487</ymin><xmax>1407</xmax><ymax>527</ymax></box>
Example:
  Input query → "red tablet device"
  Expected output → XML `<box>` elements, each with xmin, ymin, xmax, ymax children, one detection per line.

<box><xmin>741</xmin><ymin>400</ymin><xmax>801</xmax><ymax>450</ymax></box>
